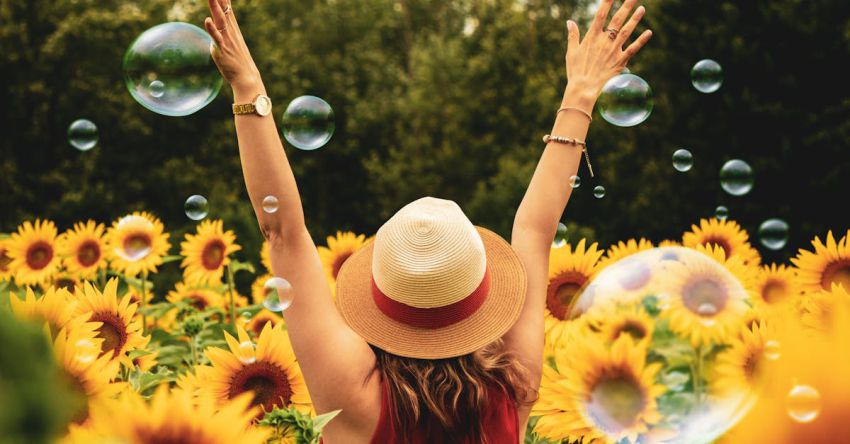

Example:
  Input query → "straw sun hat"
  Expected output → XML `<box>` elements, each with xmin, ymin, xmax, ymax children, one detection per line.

<box><xmin>336</xmin><ymin>197</ymin><xmax>527</xmax><ymax>359</ymax></box>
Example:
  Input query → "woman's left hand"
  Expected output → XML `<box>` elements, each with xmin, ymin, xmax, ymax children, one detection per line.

<box><xmin>204</xmin><ymin>0</ymin><xmax>262</xmax><ymax>94</ymax></box>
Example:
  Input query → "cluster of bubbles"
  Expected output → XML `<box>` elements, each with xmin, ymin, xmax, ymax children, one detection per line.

<box><xmin>184</xmin><ymin>195</ymin><xmax>209</xmax><ymax>221</ymax></box>
<box><xmin>68</xmin><ymin>119</ymin><xmax>99</xmax><ymax>151</ymax></box>
<box><xmin>262</xmin><ymin>277</ymin><xmax>294</xmax><ymax>312</ymax></box>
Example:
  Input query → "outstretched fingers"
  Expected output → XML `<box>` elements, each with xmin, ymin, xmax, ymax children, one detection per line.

<box><xmin>606</xmin><ymin>0</ymin><xmax>637</xmax><ymax>33</ymax></box>
<box><xmin>204</xmin><ymin>17</ymin><xmax>224</xmax><ymax>47</ymax></box>
<box><xmin>208</xmin><ymin>0</ymin><xmax>228</xmax><ymax>36</ymax></box>
<box><xmin>589</xmin><ymin>0</ymin><xmax>614</xmax><ymax>35</ymax></box>
<box><xmin>616</xmin><ymin>5</ymin><xmax>645</xmax><ymax>47</ymax></box>
<box><xmin>566</xmin><ymin>20</ymin><xmax>581</xmax><ymax>60</ymax></box>
<box><xmin>621</xmin><ymin>29</ymin><xmax>653</xmax><ymax>63</ymax></box>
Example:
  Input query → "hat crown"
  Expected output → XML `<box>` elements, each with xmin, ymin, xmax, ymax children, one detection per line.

<box><xmin>372</xmin><ymin>197</ymin><xmax>487</xmax><ymax>308</ymax></box>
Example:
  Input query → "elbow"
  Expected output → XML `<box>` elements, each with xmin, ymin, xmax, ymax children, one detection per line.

<box><xmin>260</xmin><ymin>220</ymin><xmax>306</xmax><ymax>250</ymax></box>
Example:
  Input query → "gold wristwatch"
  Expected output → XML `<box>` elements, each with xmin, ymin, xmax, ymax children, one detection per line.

<box><xmin>232</xmin><ymin>94</ymin><xmax>272</xmax><ymax>116</ymax></box>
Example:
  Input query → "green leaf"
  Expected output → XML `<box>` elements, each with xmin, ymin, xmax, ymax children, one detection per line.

<box><xmin>127</xmin><ymin>349</ymin><xmax>153</xmax><ymax>360</ymax></box>
<box><xmin>660</xmin><ymin>370</ymin><xmax>691</xmax><ymax>391</ymax></box>
<box><xmin>129</xmin><ymin>367</ymin><xmax>175</xmax><ymax>395</ymax></box>
<box><xmin>160</xmin><ymin>255</ymin><xmax>184</xmax><ymax>264</ymax></box>
<box><xmin>229</xmin><ymin>259</ymin><xmax>256</xmax><ymax>275</ymax></box>
<box><xmin>312</xmin><ymin>409</ymin><xmax>342</xmax><ymax>432</ymax></box>
<box><xmin>650</xmin><ymin>336</ymin><xmax>696</xmax><ymax>368</ymax></box>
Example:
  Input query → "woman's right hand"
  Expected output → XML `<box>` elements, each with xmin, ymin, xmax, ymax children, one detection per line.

<box><xmin>204</xmin><ymin>0</ymin><xmax>262</xmax><ymax>95</ymax></box>
<box><xmin>562</xmin><ymin>0</ymin><xmax>652</xmax><ymax>109</ymax></box>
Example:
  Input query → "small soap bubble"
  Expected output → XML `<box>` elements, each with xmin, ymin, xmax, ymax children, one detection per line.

<box><xmin>68</xmin><ymin>119</ymin><xmax>99</xmax><ymax>151</ymax></box>
<box><xmin>552</xmin><ymin>223</ymin><xmax>569</xmax><ymax>249</ymax></box>
<box><xmin>569</xmin><ymin>175</ymin><xmax>581</xmax><ymax>189</ymax></box>
<box><xmin>593</xmin><ymin>185</ymin><xmax>606</xmax><ymax>199</ymax></box>
<box><xmin>184</xmin><ymin>195</ymin><xmax>209</xmax><ymax>221</ymax></box>
<box><xmin>149</xmin><ymin>80</ymin><xmax>165</xmax><ymax>98</ymax></box>
<box><xmin>598</xmin><ymin>73</ymin><xmax>654</xmax><ymax>127</ymax></box>
<box><xmin>715</xmin><ymin>206</ymin><xmax>729</xmax><ymax>221</ymax></box>
<box><xmin>763</xmin><ymin>340</ymin><xmax>781</xmax><ymax>360</ymax></box>
<box><xmin>720</xmin><ymin>159</ymin><xmax>754</xmax><ymax>196</ymax></box>
<box><xmin>786</xmin><ymin>384</ymin><xmax>822</xmax><ymax>423</ymax></box>
<box><xmin>74</xmin><ymin>339</ymin><xmax>99</xmax><ymax>365</ymax></box>
<box><xmin>263</xmin><ymin>277</ymin><xmax>294</xmax><ymax>312</ymax></box>
<box><xmin>114</xmin><ymin>215</ymin><xmax>155</xmax><ymax>262</ymax></box>
<box><xmin>282</xmin><ymin>95</ymin><xmax>335</xmax><ymax>151</ymax></box>
<box><xmin>758</xmin><ymin>218</ymin><xmax>789</xmax><ymax>250</ymax></box>
<box><xmin>672</xmin><ymin>149</ymin><xmax>694</xmax><ymax>172</ymax></box>
<box><xmin>691</xmin><ymin>59</ymin><xmax>724</xmax><ymax>94</ymax></box>
<box><xmin>262</xmin><ymin>195</ymin><xmax>279</xmax><ymax>214</ymax></box>
<box><xmin>236</xmin><ymin>341</ymin><xmax>256</xmax><ymax>364</ymax></box>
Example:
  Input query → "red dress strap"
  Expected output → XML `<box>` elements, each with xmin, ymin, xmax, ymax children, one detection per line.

<box><xmin>369</xmin><ymin>380</ymin><xmax>519</xmax><ymax>444</ymax></box>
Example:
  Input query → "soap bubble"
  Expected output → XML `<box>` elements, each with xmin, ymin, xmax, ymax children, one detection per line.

<box><xmin>598</xmin><ymin>73</ymin><xmax>654</xmax><ymax>127</ymax></box>
<box><xmin>68</xmin><ymin>119</ymin><xmax>98</xmax><ymax>151</ymax></box>
<box><xmin>263</xmin><ymin>277</ymin><xmax>294</xmax><ymax>312</ymax></box>
<box><xmin>552</xmin><ymin>223</ymin><xmax>569</xmax><ymax>248</ymax></box>
<box><xmin>569</xmin><ymin>175</ymin><xmax>581</xmax><ymax>189</ymax></box>
<box><xmin>691</xmin><ymin>59</ymin><xmax>723</xmax><ymax>94</ymax></box>
<box><xmin>184</xmin><ymin>195</ymin><xmax>208</xmax><ymax>221</ymax></box>
<box><xmin>758</xmin><ymin>218</ymin><xmax>789</xmax><ymax>251</ymax></box>
<box><xmin>562</xmin><ymin>247</ymin><xmax>756</xmax><ymax>444</ymax></box>
<box><xmin>786</xmin><ymin>384</ymin><xmax>821</xmax><ymax>423</ymax></box>
<box><xmin>123</xmin><ymin>22</ymin><xmax>223</xmax><ymax>116</ymax></box>
<box><xmin>262</xmin><ymin>195</ymin><xmax>279</xmax><ymax>214</ymax></box>
<box><xmin>593</xmin><ymin>185</ymin><xmax>606</xmax><ymax>199</ymax></box>
<box><xmin>282</xmin><ymin>95</ymin><xmax>335</xmax><ymax>150</ymax></box>
<box><xmin>236</xmin><ymin>341</ymin><xmax>256</xmax><ymax>365</ymax></box>
<box><xmin>74</xmin><ymin>339</ymin><xmax>99</xmax><ymax>365</ymax></box>
<box><xmin>672</xmin><ymin>149</ymin><xmax>694</xmax><ymax>172</ymax></box>
<box><xmin>763</xmin><ymin>340</ymin><xmax>781</xmax><ymax>360</ymax></box>
<box><xmin>715</xmin><ymin>206</ymin><xmax>729</xmax><ymax>221</ymax></box>
<box><xmin>113</xmin><ymin>215</ymin><xmax>154</xmax><ymax>262</ymax></box>
<box><xmin>720</xmin><ymin>159</ymin><xmax>754</xmax><ymax>196</ymax></box>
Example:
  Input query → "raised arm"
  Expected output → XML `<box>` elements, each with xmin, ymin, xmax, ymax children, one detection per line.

<box><xmin>505</xmin><ymin>0</ymin><xmax>652</xmax><ymax>397</ymax></box>
<box><xmin>204</xmin><ymin>0</ymin><xmax>377</xmax><ymax>424</ymax></box>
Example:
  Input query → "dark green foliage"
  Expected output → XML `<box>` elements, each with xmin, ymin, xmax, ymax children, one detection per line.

<box><xmin>1</xmin><ymin>0</ymin><xmax>847</xmax><ymax>274</ymax></box>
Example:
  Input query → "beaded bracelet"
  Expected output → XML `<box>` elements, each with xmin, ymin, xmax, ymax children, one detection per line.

<box><xmin>543</xmin><ymin>134</ymin><xmax>595</xmax><ymax>177</ymax></box>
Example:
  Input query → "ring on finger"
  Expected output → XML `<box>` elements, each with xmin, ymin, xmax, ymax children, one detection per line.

<box><xmin>217</xmin><ymin>25</ymin><xmax>227</xmax><ymax>32</ymax></box>
<box><xmin>605</xmin><ymin>28</ymin><xmax>619</xmax><ymax>40</ymax></box>
<box><xmin>223</xmin><ymin>6</ymin><xmax>232</xmax><ymax>15</ymax></box>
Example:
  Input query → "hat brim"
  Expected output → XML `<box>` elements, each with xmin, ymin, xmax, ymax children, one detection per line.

<box><xmin>335</xmin><ymin>227</ymin><xmax>527</xmax><ymax>359</ymax></box>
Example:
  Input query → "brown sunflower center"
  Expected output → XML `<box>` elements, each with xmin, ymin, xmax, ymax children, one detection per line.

<box><xmin>60</xmin><ymin>369</ymin><xmax>91</xmax><ymax>424</ymax></box>
<box><xmin>249</xmin><ymin>317</ymin><xmax>274</xmax><ymax>336</ymax></box>
<box><xmin>821</xmin><ymin>259</ymin><xmax>850</xmax><ymax>291</ymax></box>
<box><xmin>614</xmin><ymin>320</ymin><xmax>648</xmax><ymax>341</ymax></box>
<box><xmin>88</xmin><ymin>311</ymin><xmax>128</xmax><ymax>358</ymax></box>
<box><xmin>135</xmin><ymin>426</ymin><xmax>208</xmax><ymax>444</ymax></box>
<box><xmin>0</xmin><ymin>248</ymin><xmax>11</xmax><ymax>272</ymax></box>
<box><xmin>76</xmin><ymin>240</ymin><xmax>101</xmax><ymax>267</ymax></box>
<box><xmin>761</xmin><ymin>279</ymin><xmax>789</xmax><ymax>305</ymax></box>
<box><xmin>682</xmin><ymin>277</ymin><xmax>728</xmax><ymax>317</ymax></box>
<box><xmin>587</xmin><ymin>373</ymin><xmax>646</xmax><ymax>433</ymax></box>
<box><xmin>228</xmin><ymin>361</ymin><xmax>293</xmax><ymax>412</ymax></box>
<box><xmin>331</xmin><ymin>251</ymin><xmax>353</xmax><ymax>279</ymax></box>
<box><xmin>54</xmin><ymin>277</ymin><xmax>77</xmax><ymax>292</ymax></box>
<box><xmin>546</xmin><ymin>272</ymin><xmax>588</xmax><ymax>320</ymax></box>
<box><xmin>25</xmin><ymin>241</ymin><xmax>53</xmax><ymax>270</ymax></box>
<box><xmin>122</xmin><ymin>233</ymin><xmax>152</xmax><ymax>260</ymax></box>
<box><xmin>701</xmin><ymin>236</ymin><xmax>732</xmax><ymax>259</ymax></box>
<box><xmin>201</xmin><ymin>240</ymin><xmax>226</xmax><ymax>270</ymax></box>
<box><xmin>188</xmin><ymin>293</ymin><xmax>209</xmax><ymax>311</ymax></box>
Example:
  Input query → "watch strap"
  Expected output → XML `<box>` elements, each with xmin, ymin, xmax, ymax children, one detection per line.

<box><xmin>232</xmin><ymin>103</ymin><xmax>256</xmax><ymax>115</ymax></box>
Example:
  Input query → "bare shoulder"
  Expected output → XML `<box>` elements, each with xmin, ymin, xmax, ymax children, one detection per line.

<box><xmin>319</xmin><ymin>367</ymin><xmax>383</xmax><ymax>443</ymax></box>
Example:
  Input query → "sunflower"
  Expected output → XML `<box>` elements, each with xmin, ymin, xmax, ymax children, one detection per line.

<box><xmin>64</xmin><ymin>385</ymin><xmax>270</xmax><ymax>444</ymax></box>
<box><xmin>47</xmin><ymin>271</ymin><xmax>83</xmax><ymax>293</ymax></box>
<box><xmin>53</xmin><ymin>326</ymin><xmax>123</xmax><ymax>424</ymax></box>
<box><xmin>133</xmin><ymin>350</ymin><xmax>159</xmax><ymax>372</ymax></box>
<box><xmin>317</xmin><ymin>231</ymin><xmax>368</xmax><ymax>292</ymax></box>
<box><xmin>7</xmin><ymin>219</ymin><xmax>61</xmax><ymax>286</ymax></box>
<box><xmin>58</xmin><ymin>220</ymin><xmax>107</xmax><ymax>280</ymax></box>
<box><xmin>533</xmin><ymin>336</ymin><xmax>666</xmax><ymax>443</ymax></box>
<box><xmin>245</xmin><ymin>309</ymin><xmax>283</xmax><ymax>336</ymax></box>
<box><xmin>711</xmin><ymin>321</ymin><xmax>775</xmax><ymax>397</ymax></box>
<box><xmin>598</xmin><ymin>238</ymin><xmax>655</xmax><ymax>270</ymax></box>
<box><xmin>791</xmin><ymin>230</ymin><xmax>850</xmax><ymax>294</ymax></box>
<box><xmin>659</xmin><ymin>247</ymin><xmax>751</xmax><ymax>346</ymax></box>
<box><xmin>0</xmin><ymin>237</ymin><xmax>13</xmax><ymax>281</ymax></box>
<box><xmin>544</xmin><ymin>239</ymin><xmax>604</xmax><ymax>342</ymax></box>
<box><xmin>251</xmin><ymin>273</ymin><xmax>273</xmax><ymax>304</ymax></box>
<box><xmin>658</xmin><ymin>239</ymin><xmax>681</xmax><ymax>248</ymax></box>
<box><xmin>167</xmin><ymin>282</ymin><xmax>226</xmax><ymax>311</ymax></box>
<box><xmin>180</xmin><ymin>220</ymin><xmax>241</xmax><ymax>285</ymax></box>
<box><xmin>693</xmin><ymin>243</ymin><xmax>757</xmax><ymax>294</ymax></box>
<box><xmin>9</xmin><ymin>286</ymin><xmax>82</xmax><ymax>338</ymax></box>
<box><xmin>585</xmin><ymin>302</ymin><xmax>655</xmax><ymax>346</ymax></box>
<box><xmin>72</xmin><ymin>279</ymin><xmax>148</xmax><ymax>367</ymax></box>
<box><xmin>200</xmin><ymin>323</ymin><xmax>312</xmax><ymax>414</ymax></box>
<box><xmin>105</xmin><ymin>212</ymin><xmax>170</xmax><ymax>277</ymax></box>
<box><xmin>683</xmin><ymin>218</ymin><xmax>761</xmax><ymax>266</ymax></box>
<box><xmin>800</xmin><ymin>284</ymin><xmax>850</xmax><ymax>333</ymax></box>
<box><xmin>752</xmin><ymin>264</ymin><xmax>801</xmax><ymax>312</ymax></box>
<box><xmin>261</xmin><ymin>240</ymin><xmax>271</xmax><ymax>272</ymax></box>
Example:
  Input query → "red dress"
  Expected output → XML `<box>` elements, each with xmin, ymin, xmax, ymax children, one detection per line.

<box><xmin>368</xmin><ymin>381</ymin><xmax>520</xmax><ymax>444</ymax></box>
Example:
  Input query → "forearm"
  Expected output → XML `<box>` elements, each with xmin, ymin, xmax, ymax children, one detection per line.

<box><xmin>232</xmin><ymin>80</ymin><xmax>306</xmax><ymax>238</ymax></box>
<box><xmin>513</xmin><ymin>83</ymin><xmax>597</xmax><ymax>243</ymax></box>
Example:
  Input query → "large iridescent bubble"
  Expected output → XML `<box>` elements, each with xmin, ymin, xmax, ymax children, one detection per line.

<box><xmin>123</xmin><ymin>22</ymin><xmax>223</xmax><ymax>116</ymax></box>
<box><xmin>548</xmin><ymin>247</ymin><xmax>759</xmax><ymax>444</ymax></box>
<box><xmin>598</xmin><ymin>73</ymin><xmax>654</xmax><ymax>127</ymax></box>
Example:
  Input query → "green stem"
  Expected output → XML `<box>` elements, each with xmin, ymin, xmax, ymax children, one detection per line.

<box><xmin>695</xmin><ymin>344</ymin><xmax>705</xmax><ymax>407</ymax></box>
<box><xmin>190</xmin><ymin>336</ymin><xmax>198</xmax><ymax>367</ymax></box>
<box><xmin>98</xmin><ymin>267</ymin><xmax>106</xmax><ymax>289</ymax></box>
<box><xmin>226</xmin><ymin>263</ymin><xmax>236</xmax><ymax>328</ymax></box>
<box><xmin>141</xmin><ymin>270</ymin><xmax>149</xmax><ymax>335</ymax></box>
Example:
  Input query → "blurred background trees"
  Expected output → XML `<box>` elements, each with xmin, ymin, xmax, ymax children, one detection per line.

<box><xmin>2</xmin><ymin>0</ymin><xmax>849</xmax><ymax>267</ymax></box>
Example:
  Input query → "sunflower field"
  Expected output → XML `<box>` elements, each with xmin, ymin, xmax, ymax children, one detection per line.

<box><xmin>1</xmin><ymin>212</ymin><xmax>848</xmax><ymax>443</ymax></box>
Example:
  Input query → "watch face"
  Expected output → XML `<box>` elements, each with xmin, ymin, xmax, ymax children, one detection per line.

<box><xmin>255</xmin><ymin>96</ymin><xmax>272</xmax><ymax>116</ymax></box>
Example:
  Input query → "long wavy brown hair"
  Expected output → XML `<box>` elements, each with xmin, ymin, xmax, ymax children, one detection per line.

<box><xmin>372</xmin><ymin>339</ymin><xmax>536</xmax><ymax>443</ymax></box>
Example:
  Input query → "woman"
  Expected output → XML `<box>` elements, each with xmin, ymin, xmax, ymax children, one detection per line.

<box><xmin>203</xmin><ymin>0</ymin><xmax>651</xmax><ymax>441</ymax></box>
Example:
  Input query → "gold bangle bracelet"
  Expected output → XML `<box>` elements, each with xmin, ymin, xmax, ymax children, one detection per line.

<box><xmin>557</xmin><ymin>106</ymin><xmax>593</xmax><ymax>122</ymax></box>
